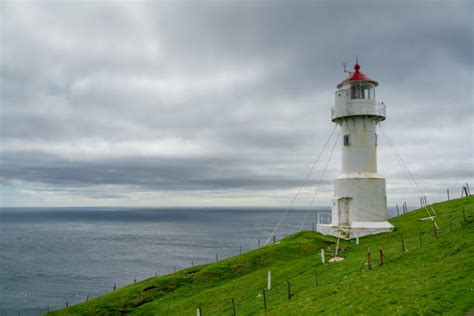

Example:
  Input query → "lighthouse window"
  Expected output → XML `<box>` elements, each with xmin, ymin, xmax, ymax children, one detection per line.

<box><xmin>351</xmin><ymin>83</ymin><xmax>374</xmax><ymax>100</ymax></box>
<box><xmin>343</xmin><ymin>134</ymin><xmax>350</xmax><ymax>146</ymax></box>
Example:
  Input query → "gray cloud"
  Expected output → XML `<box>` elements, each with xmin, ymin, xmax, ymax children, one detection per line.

<box><xmin>0</xmin><ymin>0</ymin><xmax>472</xmax><ymax>206</ymax></box>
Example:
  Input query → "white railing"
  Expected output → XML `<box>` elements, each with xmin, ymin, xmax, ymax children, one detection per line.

<box><xmin>331</xmin><ymin>100</ymin><xmax>386</xmax><ymax>121</ymax></box>
<box><xmin>317</xmin><ymin>212</ymin><xmax>332</xmax><ymax>225</ymax></box>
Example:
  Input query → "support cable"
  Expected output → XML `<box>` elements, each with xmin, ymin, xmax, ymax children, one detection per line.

<box><xmin>264</xmin><ymin>124</ymin><xmax>339</xmax><ymax>245</ymax></box>
<box><xmin>379</xmin><ymin>124</ymin><xmax>438</xmax><ymax>227</ymax></box>
<box><xmin>299</xmin><ymin>128</ymin><xmax>341</xmax><ymax>230</ymax></box>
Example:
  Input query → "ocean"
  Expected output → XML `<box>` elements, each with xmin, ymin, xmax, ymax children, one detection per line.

<box><xmin>0</xmin><ymin>207</ymin><xmax>332</xmax><ymax>315</ymax></box>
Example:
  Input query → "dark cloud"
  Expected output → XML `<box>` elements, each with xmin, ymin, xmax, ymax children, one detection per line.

<box><xmin>0</xmin><ymin>1</ymin><xmax>472</xmax><ymax>206</ymax></box>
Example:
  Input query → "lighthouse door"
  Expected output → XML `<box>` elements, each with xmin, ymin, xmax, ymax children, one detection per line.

<box><xmin>337</xmin><ymin>197</ymin><xmax>352</xmax><ymax>226</ymax></box>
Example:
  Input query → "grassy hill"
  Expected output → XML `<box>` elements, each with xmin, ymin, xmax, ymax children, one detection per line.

<box><xmin>49</xmin><ymin>196</ymin><xmax>474</xmax><ymax>315</ymax></box>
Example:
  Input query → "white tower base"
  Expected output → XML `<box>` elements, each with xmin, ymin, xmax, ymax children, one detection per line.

<box><xmin>317</xmin><ymin>221</ymin><xmax>393</xmax><ymax>240</ymax></box>
<box><xmin>317</xmin><ymin>173</ymin><xmax>394</xmax><ymax>239</ymax></box>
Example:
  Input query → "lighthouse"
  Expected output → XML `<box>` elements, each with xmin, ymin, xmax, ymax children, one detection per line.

<box><xmin>317</xmin><ymin>62</ymin><xmax>394</xmax><ymax>239</ymax></box>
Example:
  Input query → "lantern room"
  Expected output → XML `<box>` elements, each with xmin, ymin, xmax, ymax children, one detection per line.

<box><xmin>337</xmin><ymin>63</ymin><xmax>379</xmax><ymax>100</ymax></box>
<box><xmin>331</xmin><ymin>63</ymin><xmax>385</xmax><ymax>123</ymax></box>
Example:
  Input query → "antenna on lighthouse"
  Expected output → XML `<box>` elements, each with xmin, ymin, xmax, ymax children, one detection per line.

<box><xmin>342</xmin><ymin>62</ymin><xmax>352</xmax><ymax>75</ymax></box>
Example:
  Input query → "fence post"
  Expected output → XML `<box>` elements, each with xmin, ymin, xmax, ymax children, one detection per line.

<box><xmin>197</xmin><ymin>306</ymin><xmax>202</xmax><ymax>316</ymax></box>
<box><xmin>258</xmin><ymin>238</ymin><xmax>260</xmax><ymax>248</ymax></box>
<box><xmin>356</xmin><ymin>233</ymin><xmax>360</xmax><ymax>245</ymax></box>
<box><xmin>367</xmin><ymin>248</ymin><xmax>371</xmax><ymax>270</ymax></box>
<box><xmin>273</xmin><ymin>235</ymin><xmax>276</xmax><ymax>244</ymax></box>
<box><xmin>418</xmin><ymin>229</ymin><xmax>423</xmax><ymax>247</ymax></box>
<box><xmin>268</xmin><ymin>271</ymin><xmax>271</xmax><ymax>290</ymax></box>
<box><xmin>240</xmin><ymin>245</ymin><xmax>242</xmax><ymax>255</ymax></box>
<box><xmin>401</xmin><ymin>233</ymin><xmax>405</xmax><ymax>253</ymax></box>
<box><xmin>320</xmin><ymin>249</ymin><xmax>325</xmax><ymax>264</ymax></box>
<box><xmin>462</xmin><ymin>207</ymin><xmax>467</xmax><ymax>226</ymax></box>
<box><xmin>312</xmin><ymin>223</ymin><xmax>315</xmax><ymax>231</ymax></box>
<box><xmin>113</xmin><ymin>282</ymin><xmax>116</xmax><ymax>292</ymax></box>
<box><xmin>432</xmin><ymin>221</ymin><xmax>439</xmax><ymax>238</ymax></box>
<box><xmin>447</xmin><ymin>188</ymin><xmax>450</xmax><ymax>200</ymax></box>
<box><xmin>396</xmin><ymin>204</ymin><xmax>400</xmax><ymax>216</ymax></box>
<box><xmin>231</xmin><ymin>298</ymin><xmax>236</xmax><ymax>316</ymax></box>
<box><xmin>262</xmin><ymin>289</ymin><xmax>267</xmax><ymax>310</ymax></box>
<box><xmin>216</xmin><ymin>254</ymin><xmax>219</xmax><ymax>262</ymax></box>
<box><xmin>287</xmin><ymin>280</ymin><xmax>292</xmax><ymax>300</ymax></box>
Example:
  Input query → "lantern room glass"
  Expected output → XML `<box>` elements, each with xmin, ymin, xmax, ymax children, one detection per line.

<box><xmin>350</xmin><ymin>82</ymin><xmax>375</xmax><ymax>100</ymax></box>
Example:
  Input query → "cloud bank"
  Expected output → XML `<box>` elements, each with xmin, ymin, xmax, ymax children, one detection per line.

<box><xmin>1</xmin><ymin>1</ymin><xmax>472</xmax><ymax>206</ymax></box>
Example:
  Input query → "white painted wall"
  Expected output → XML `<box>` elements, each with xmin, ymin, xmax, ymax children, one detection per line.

<box><xmin>318</xmin><ymin>80</ymin><xmax>393</xmax><ymax>239</ymax></box>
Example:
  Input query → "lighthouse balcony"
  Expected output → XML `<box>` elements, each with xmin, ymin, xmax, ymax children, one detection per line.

<box><xmin>331</xmin><ymin>100</ymin><xmax>386</xmax><ymax>122</ymax></box>
<box><xmin>331</xmin><ymin>90</ymin><xmax>386</xmax><ymax>122</ymax></box>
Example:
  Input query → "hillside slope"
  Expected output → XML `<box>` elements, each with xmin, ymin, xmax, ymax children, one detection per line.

<box><xmin>49</xmin><ymin>196</ymin><xmax>474</xmax><ymax>315</ymax></box>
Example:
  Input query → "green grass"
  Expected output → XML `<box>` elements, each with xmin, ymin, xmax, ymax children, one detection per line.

<box><xmin>49</xmin><ymin>196</ymin><xmax>474</xmax><ymax>315</ymax></box>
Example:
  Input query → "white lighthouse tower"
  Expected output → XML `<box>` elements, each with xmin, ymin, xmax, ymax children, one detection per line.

<box><xmin>317</xmin><ymin>62</ymin><xmax>394</xmax><ymax>239</ymax></box>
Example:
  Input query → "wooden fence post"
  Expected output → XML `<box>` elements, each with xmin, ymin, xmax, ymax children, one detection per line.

<box><xmin>379</xmin><ymin>248</ymin><xmax>384</xmax><ymax>265</ymax></box>
<box><xmin>268</xmin><ymin>271</ymin><xmax>271</xmax><ymax>290</ymax></box>
<box><xmin>462</xmin><ymin>207</ymin><xmax>467</xmax><ymax>226</ymax></box>
<box><xmin>320</xmin><ymin>249</ymin><xmax>325</xmax><ymax>264</ymax></box>
<box><xmin>258</xmin><ymin>239</ymin><xmax>261</xmax><ymax>248</ymax></box>
<box><xmin>197</xmin><ymin>306</ymin><xmax>202</xmax><ymax>316</ymax></box>
<box><xmin>231</xmin><ymin>298</ymin><xmax>236</xmax><ymax>316</ymax></box>
<box><xmin>462</xmin><ymin>186</ymin><xmax>468</xmax><ymax>198</ymax></box>
<box><xmin>113</xmin><ymin>282</ymin><xmax>116</xmax><ymax>292</ymax></box>
<box><xmin>396</xmin><ymin>204</ymin><xmax>400</xmax><ymax>216</ymax></box>
<box><xmin>240</xmin><ymin>245</ymin><xmax>242</xmax><ymax>255</ymax></box>
<box><xmin>432</xmin><ymin>221</ymin><xmax>439</xmax><ymax>238</ymax></box>
<box><xmin>447</xmin><ymin>188</ymin><xmax>450</xmax><ymax>200</ymax></box>
<box><xmin>367</xmin><ymin>248</ymin><xmax>372</xmax><ymax>270</ymax></box>
<box><xmin>400</xmin><ymin>234</ymin><xmax>405</xmax><ymax>254</ymax></box>
<box><xmin>419</xmin><ymin>230</ymin><xmax>423</xmax><ymax>247</ymax></box>
<box><xmin>216</xmin><ymin>254</ymin><xmax>219</xmax><ymax>262</ymax></box>
<box><xmin>262</xmin><ymin>289</ymin><xmax>267</xmax><ymax>310</ymax></box>
<box><xmin>287</xmin><ymin>280</ymin><xmax>292</xmax><ymax>300</ymax></box>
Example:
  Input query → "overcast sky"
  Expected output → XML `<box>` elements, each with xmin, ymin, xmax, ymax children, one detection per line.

<box><xmin>0</xmin><ymin>1</ymin><xmax>472</xmax><ymax>207</ymax></box>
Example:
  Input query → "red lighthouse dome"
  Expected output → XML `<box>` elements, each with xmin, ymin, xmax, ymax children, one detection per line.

<box><xmin>337</xmin><ymin>63</ymin><xmax>379</xmax><ymax>89</ymax></box>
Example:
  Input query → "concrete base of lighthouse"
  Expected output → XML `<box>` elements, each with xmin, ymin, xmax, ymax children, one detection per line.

<box><xmin>317</xmin><ymin>173</ymin><xmax>394</xmax><ymax>239</ymax></box>
<box><xmin>317</xmin><ymin>221</ymin><xmax>394</xmax><ymax>240</ymax></box>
